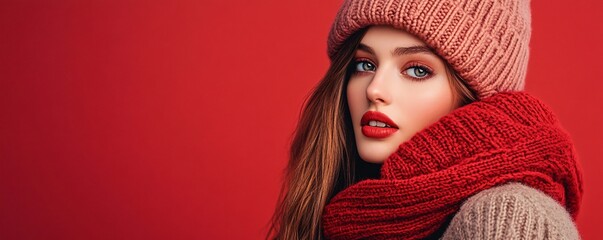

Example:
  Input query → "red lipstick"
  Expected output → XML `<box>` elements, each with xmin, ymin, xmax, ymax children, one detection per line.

<box><xmin>360</xmin><ymin>111</ymin><xmax>398</xmax><ymax>139</ymax></box>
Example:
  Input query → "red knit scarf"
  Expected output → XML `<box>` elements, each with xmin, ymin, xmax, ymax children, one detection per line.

<box><xmin>322</xmin><ymin>92</ymin><xmax>582</xmax><ymax>239</ymax></box>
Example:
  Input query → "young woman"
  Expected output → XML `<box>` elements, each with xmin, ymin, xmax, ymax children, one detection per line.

<box><xmin>269</xmin><ymin>0</ymin><xmax>582</xmax><ymax>239</ymax></box>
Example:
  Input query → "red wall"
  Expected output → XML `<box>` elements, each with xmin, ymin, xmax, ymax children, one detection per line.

<box><xmin>1</xmin><ymin>1</ymin><xmax>601</xmax><ymax>239</ymax></box>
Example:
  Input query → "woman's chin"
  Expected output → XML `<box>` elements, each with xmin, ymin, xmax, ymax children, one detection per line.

<box><xmin>358</xmin><ymin>151</ymin><xmax>390</xmax><ymax>164</ymax></box>
<box><xmin>356</xmin><ymin>140</ymin><xmax>401</xmax><ymax>164</ymax></box>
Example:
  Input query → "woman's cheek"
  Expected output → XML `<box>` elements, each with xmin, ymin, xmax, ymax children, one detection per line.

<box><xmin>408</xmin><ymin>83</ymin><xmax>455</xmax><ymax>129</ymax></box>
<box><xmin>347</xmin><ymin>79</ymin><xmax>370</xmax><ymax>125</ymax></box>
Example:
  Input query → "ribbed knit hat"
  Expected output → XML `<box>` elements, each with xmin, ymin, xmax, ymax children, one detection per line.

<box><xmin>328</xmin><ymin>0</ymin><xmax>532</xmax><ymax>98</ymax></box>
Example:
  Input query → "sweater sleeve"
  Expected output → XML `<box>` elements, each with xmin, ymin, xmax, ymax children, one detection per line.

<box><xmin>441</xmin><ymin>183</ymin><xmax>580</xmax><ymax>240</ymax></box>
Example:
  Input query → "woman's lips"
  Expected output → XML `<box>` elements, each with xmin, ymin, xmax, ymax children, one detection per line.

<box><xmin>360</xmin><ymin>111</ymin><xmax>398</xmax><ymax>139</ymax></box>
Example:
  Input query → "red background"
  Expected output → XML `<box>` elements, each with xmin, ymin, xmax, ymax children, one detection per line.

<box><xmin>1</xmin><ymin>0</ymin><xmax>601</xmax><ymax>239</ymax></box>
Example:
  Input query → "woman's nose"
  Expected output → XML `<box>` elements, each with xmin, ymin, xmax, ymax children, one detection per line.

<box><xmin>366</xmin><ymin>67</ymin><xmax>392</xmax><ymax>105</ymax></box>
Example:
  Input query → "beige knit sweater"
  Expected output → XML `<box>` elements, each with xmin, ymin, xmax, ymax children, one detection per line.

<box><xmin>441</xmin><ymin>183</ymin><xmax>580</xmax><ymax>240</ymax></box>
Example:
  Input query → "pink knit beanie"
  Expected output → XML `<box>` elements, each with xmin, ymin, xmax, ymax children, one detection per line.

<box><xmin>328</xmin><ymin>0</ymin><xmax>532</xmax><ymax>98</ymax></box>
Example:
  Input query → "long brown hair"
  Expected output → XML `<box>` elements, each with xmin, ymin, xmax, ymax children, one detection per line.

<box><xmin>266</xmin><ymin>28</ymin><xmax>367</xmax><ymax>240</ymax></box>
<box><xmin>267</xmin><ymin>27</ymin><xmax>477</xmax><ymax>240</ymax></box>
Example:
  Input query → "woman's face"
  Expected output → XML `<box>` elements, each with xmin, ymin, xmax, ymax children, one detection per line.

<box><xmin>347</xmin><ymin>25</ymin><xmax>459</xmax><ymax>163</ymax></box>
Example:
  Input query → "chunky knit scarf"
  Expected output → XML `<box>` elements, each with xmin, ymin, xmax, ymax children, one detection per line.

<box><xmin>322</xmin><ymin>92</ymin><xmax>582</xmax><ymax>240</ymax></box>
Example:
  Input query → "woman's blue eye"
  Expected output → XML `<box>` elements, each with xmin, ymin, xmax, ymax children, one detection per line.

<box><xmin>355</xmin><ymin>61</ymin><xmax>375</xmax><ymax>72</ymax></box>
<box><xmin>405</xmin><ymin>66</ymin><xmax>430</xmax><ymax>78</ymax></box>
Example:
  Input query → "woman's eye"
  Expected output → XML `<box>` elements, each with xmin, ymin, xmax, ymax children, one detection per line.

<box><xmin>355</xmin><ymin>61</ymin><xmax>375</xmax><ymax>72</ymax></box>
<box><xmin>405</xmin><ymin>66</ymin><xmax>431</xmax><ymax>78</ymax></box>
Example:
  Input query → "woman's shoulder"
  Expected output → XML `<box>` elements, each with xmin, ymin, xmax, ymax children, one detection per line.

<box><xmin>441</xmin><ymin>183</ymin><xmax>580</xmax><ymax>240</ymax></box>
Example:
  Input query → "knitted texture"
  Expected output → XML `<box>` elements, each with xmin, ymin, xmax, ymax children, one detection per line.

<box><xmin>327</xmin><ymin>0</ymin><xmax>531</xmax><ymax>98</ymax></box>
<box><xmin>442</xmin><ymin>183</ymin><xmax>581</xmax><ymax>240</ymax></box>
<box><xmin>321</xmin><ymin>92</ymin><xmax>582</xmax><ymax>240</ymax></box>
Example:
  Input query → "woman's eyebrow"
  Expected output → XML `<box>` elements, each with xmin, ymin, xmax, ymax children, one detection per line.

<box><xmin>392</xmin><ymin>46</ymin><xmax>435</xmax><ymax>56</ymax></box>
<box><xmin>357</xmin><ymin>43</ymin><xmax>376</xmax><ymax>55</ymax></box>
<box><xmin>357</xmin><ymin>43</ymin><xmax>435</xmax><ymax>56</ymax></box>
